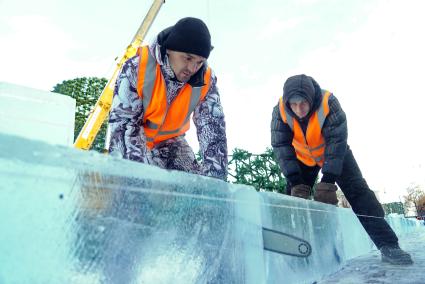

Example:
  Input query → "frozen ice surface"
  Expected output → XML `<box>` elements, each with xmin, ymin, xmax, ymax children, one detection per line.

<box><xmin>0</xmin><ymin>133</ymin><xmax>424</xmax><ymax>284</ymax></box>
<box><xmin>0</xmin><ymin>133</ymin><xmax>264</xmax><ymax>284</ymax></box>
<box><xmin>318</xmin><ymin>230</ymin><xmax>425</xmax><ymax>283</ymax></box>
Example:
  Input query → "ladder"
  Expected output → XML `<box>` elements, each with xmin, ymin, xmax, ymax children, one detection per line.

<box><xmin>73</xmin><ymin>0</ymin><xmax>165</xmax><ymax>150</ymax></box>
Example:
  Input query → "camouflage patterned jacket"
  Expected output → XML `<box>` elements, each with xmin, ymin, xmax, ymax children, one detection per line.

<box><xmin>108</xmin><ymin>38</ymin><xmax>228</xmax><ymax>181</ymax></box>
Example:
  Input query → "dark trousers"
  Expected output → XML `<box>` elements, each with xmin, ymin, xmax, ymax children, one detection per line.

<box><xmin>286</xmin><ymin>146</ymin><xmax>398</xmax><ymax>249</ymax></box>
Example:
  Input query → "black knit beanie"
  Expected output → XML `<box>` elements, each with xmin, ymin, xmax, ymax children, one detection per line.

<box><xmin>163</xmin><ymin>17</ymin><xmax>212</xmax><ymax>59</ymax></box>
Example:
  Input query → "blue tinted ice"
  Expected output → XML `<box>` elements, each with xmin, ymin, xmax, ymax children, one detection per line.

<box><xmin>0</xmin><ymin>133</ymin><xmax>423</xmax><ymax>284</ymax></box>
<box><xmin>0</xmin><ymin>133</ymin><xmax>265</xmax><ymax>283</ymax></box>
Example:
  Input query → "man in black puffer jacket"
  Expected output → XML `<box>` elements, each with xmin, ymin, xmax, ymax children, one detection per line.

<box><xmin>271</xmin><ymin>74</ymin><xmax>413</xmax><ymax>265</ymax></box>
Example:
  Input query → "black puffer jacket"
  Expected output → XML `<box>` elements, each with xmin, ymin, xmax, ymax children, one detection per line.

<box><xmin>270</xmin><ymin>74</ymin><xmax>348</xmax><ymax>185</ymax></box>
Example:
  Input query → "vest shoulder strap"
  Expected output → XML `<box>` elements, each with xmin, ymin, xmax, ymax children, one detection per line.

<box><xmin>136</xmin><ymin>46</ymin><xmax>158</xmax><ymax>109</ymax></box>
<box><xmin>279</xmin><ymin>97</ymin><xmax>294</xmax><ymax>130</ymax></box>
<box><xmin>317</xmin><ymin>90</ymin><xmax>332</xmax><ymax>128</ymax></box>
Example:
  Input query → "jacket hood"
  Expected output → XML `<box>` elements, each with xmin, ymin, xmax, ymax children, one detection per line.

<box><xmin>282</xmin><ymin>74</ymin><xmax>322</xmax><ymax>121</ymax></box>
<box><xmin>157</xmin><ymin>26</ymin><xmax>173</xmax><ymax>58</ymax></box>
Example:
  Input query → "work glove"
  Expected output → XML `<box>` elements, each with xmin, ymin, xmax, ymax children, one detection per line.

<box><xmin>291</xmin><ymin>184</ymin><xmax>311</xmax><ymax>199</ymax></box>
<box><xmin>314</xmin><ymin>182</ymin><xmax>338</xmax><ymax>205</ymax></box>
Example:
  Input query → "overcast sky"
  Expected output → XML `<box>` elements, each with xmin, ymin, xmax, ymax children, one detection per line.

<box><xmin>1</xmin><ymin>0</ymin><xmax>424</xmax><ymax>202</ymax></box>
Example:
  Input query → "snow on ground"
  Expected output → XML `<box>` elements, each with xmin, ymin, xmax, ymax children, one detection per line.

<box><xmin>318</xmin><ymin>229</ymin><xmax>425</xmax><ymax>284</ymax></box>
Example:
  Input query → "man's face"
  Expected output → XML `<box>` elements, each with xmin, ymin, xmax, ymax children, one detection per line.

<box><xmin>289</xmin><ymin>100</ymin><xmax>310</xmax><ymax>119</ymax></box>
<box><xmin>167</xmin><ymin>50</ymin><xmax>206</xmax><ymax>82</ymax></box>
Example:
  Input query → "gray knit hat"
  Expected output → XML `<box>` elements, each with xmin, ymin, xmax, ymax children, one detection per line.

<box><xmin>288</xmin><ymin>94</ymin><xmax>308</xmax><ymax>104</ymax></box>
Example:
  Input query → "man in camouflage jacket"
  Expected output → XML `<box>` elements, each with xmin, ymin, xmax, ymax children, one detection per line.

<box><xmin>108</xmin><ymin>17</ymin><xmax>227</xmax><ymax>181</ymax></box>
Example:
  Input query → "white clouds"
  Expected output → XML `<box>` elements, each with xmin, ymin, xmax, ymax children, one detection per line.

<box><xmin>256</xmin><ymin>17</ymin><xmax>305</xmax><ymax>41</ymax></box>
<box><xmin>199</xmin><ymin>0</ymin><xmax>425</xmax><ymax>200</ymax></box>
<box><xmin>0</xmin><ymin>16</ymin><xmax>73</xmax><ymax>89</ymax></box>
<box><xmin>0</xmin><ymin>15</ymin><xmax>112</xmax><ymax>90</ymax></box>
<box><xmin>291</xmin><ymin>0</ymin><xmax>425</xmax><ymax>199</ymax></box>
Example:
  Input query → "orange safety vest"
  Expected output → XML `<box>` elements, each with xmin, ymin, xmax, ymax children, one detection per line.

<box><xmin>136</xmin><ymin>46</ymin><xmax>212</xmax><ymax>149</ymax></box>
<box><xmin>279</xmin><ymin>90</ymin><xmax>332</xmax><ymax>167</ymax></box>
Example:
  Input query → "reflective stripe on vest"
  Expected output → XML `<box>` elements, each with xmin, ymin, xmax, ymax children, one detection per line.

<box><xmin>278</xmin><ymin>90</ymin><xmax>331</xmax><ymax>167</ymax></box>
<box><xmin>136</xmin><ymin>46</ymin><xmax>211</xmax><ymax>149</ymax></box>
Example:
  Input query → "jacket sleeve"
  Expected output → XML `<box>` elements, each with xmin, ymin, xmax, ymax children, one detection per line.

<box><xmin>270</xmin><ymin>104</ymin><xmax>303</xmax><ymax>185</ymax></box>
<box><xmin>108</xmin><ymin>55</ymin><xmax>149</xmax><ymax>163</ymax></box>
<box><xmin>321</xmin><ymin>95</ymin><xmax>348</xmax><ymax>180</ymax></box>
<box><xmin>193</xmin><ymin>71</ymin><xmax>228</xmax><ymax>181</ymax></box>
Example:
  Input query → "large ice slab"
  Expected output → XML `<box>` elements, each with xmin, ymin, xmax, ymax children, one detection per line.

<box><xmin>260</xmin><ymin>191</ymin><xmax>423</xmax><ymax>283</ymax></box>
<box><xmin>260</xmin><ymin>192</ymin><xmax>373</xmax><ymax>283</ymax></box>
<box><xmin>0</xmin><ymin>133</ymin><xmax>423</xmax><ymax>284</ymax></box>
<box><xmin>0</xmin><ymin>133</ymin><xmax>265</xmax><ymax>283</ymax></box>
<box><xmin>0</xmin><ymin>82</ymin><xmax>75</xmax><ymax>146</ymax></box>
